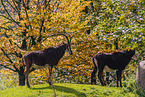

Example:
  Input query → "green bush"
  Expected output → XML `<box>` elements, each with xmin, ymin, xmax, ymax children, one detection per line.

<box><xmin>123</xmin><ymin>75</ymin><xmax>145</xmax><ymax>97</ymax></box>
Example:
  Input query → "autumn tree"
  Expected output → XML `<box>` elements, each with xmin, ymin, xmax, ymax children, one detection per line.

<box><xmin>57</xmin><ymin>0</ymin><xmax>145</xmax><ymax>84</ymax></box>
<box><xmin>0</xmin><ymin>0</ymin><xmax>144</xmax><ymax>87</ymax></box>
<box><xmin>74</xmin><ymin>0</ymin><xmax>145</xmax><ymax>84</ymax></box>
<box><xmin>0</xmin><ymin>0</ymin><xmax>91</xmax><ymax>86</ymax></box>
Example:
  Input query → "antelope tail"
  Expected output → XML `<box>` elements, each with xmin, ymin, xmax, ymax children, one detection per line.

<box><xmin>92</xmin><ymin>57</ymin><xmax>98</xmax><ymax>72</ymax></box>
<box><xmin>91</xmin><ymin>57</ymin><xmax>98</xmax><ymax>85</ymax></box>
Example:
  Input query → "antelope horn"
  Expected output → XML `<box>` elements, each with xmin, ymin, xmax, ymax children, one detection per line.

<box><xmin>66</xmin><ymin>33</ymin><xmax>72</xmax><ymax>42</ymax></box>
<box><xmin>55</xmin><ymin>33</ymin><xmax>70</xmax><ymax>44</ymax></box>
<box><xmin>63</xmin><ymin>30</ymin><xmax>73</xmax><ymax>42</ymax></box>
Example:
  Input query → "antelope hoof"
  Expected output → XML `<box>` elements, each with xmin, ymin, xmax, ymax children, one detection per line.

<box><xmin>107</xmin><ymin>81</ymin><xmax>110</xmax><ymax>85</ymax></box>
<box><xmin>102</xmin><ymin>83</ymin><xmax>106</xmax><ymax>86</ymax></box>
<box><xmin>27</xmin><ymin>83</ymin><xmax>30</xmax><ymax>88</ymax></box>
<box><xmin>48</xmin><ymin>81</ymin><xmax>52</xmax><ymax>85</ymax></box>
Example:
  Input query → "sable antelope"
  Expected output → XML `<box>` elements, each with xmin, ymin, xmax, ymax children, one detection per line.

<box><xmin>91</xmin><ymin>49</ymin><xmax>136</xmax><ymax>87</ymax></box>
<box><xmin>22</xmin><ymin>33</ymin><xmax>73</xmax><ymax>87</ymax></box>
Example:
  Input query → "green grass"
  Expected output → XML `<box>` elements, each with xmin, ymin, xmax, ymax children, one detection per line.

<box><xmin>0</xmin><ymin>83</ymin><xmax>138</xmax><ymax>97</ymax></box>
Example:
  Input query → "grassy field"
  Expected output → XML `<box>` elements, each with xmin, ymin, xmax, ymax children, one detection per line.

<box><xmin>0</xmin><ymin>83</ymin><xmax>139</xmax><ymax>97</ymax></box>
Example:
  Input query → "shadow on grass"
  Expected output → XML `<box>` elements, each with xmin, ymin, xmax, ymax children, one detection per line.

<box><xmin>31</xmin><ymin>85</ymin><xmax>86</xmax><ymax>97</ymax></box>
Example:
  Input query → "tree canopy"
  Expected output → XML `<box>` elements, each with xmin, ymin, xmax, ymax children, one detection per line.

<box><xmin>0</xmin><ymin>0</ymin><xmax>145</xmax><ymax>86</ymax></box>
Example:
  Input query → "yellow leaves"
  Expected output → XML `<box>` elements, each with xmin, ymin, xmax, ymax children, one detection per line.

<box><xmin>127</xmin><ymin>5</ymin><xmax>133</xmax><ymax>10</ymax></box>
<box><xmin>49</xmin><ymin>0</ymin><xmax>91</xmax><ymax>32</ymax></box>
<box><xmin>0</xmin><ymin>36</ymin><xmax>6</xmax><ymax>40</ymax></box>
<box><xmin>20</xmin><ymin>20</ymin><xmax>26</xmax><ymax>26</ymax></box>
<box><xmin>1</xmin><ymin>29</ymin><xmax>5</xmax><ymax>33</ymax></box>
<box><xmin>30</xmin><ymin>44</ymin><xmax>43</xmax><ymax>51</ymax></box>
<box><xmin>77</xmin><ymin>1</ymin><xmax>91</xmax><ymax>12</ymax></box>
<box><xmin>1</xmin><ymin>0</ymin><xmax>93</xmax><ymax>84</ymax></box>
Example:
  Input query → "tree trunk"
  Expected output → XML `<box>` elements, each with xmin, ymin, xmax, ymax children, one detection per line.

<box><xmin>18</xmin><ymin>66</ymin><xmax>25</xmax><ymax>86</ymax></box>
<box><xmin>136</xmin><ymin>60</ymin><xmax>145</xmax><ymax>90</ymax></box>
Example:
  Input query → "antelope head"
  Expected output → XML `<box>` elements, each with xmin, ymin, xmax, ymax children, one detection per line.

<box><xmin>56</xmin><ymin>33</ymin><xmax>73</xmax><ymax>55</ymax></box>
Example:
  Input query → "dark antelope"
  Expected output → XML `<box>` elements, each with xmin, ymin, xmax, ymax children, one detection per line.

<box><xmin>22</xmin><ymin>33</ymin><xmax>73</xmax><ymax>87</ymax></box>
<box><xmin>91</xmin><ymin>49</ymin><xmax>136</xmax><ymax>87</ymax></box>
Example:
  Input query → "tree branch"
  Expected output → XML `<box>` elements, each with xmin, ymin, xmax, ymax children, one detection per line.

<box><xmin>17</xmin><ymin>0</ymin><xmax>22</xmax><ymax>20</ymax></box>
<box><xmin>4</xmin><ymin>31</ymin><xmax>22</xmax><ymax>49</ymax></box>
<box><xmin>37</xmin><ymin>19</ymin><xmax>44</xmax><ymax>42</ymax></box>
<box><xmin>1</xmin><ymin>48</ymin><xmax>20</xmax><ymax>73</ymax></box>
<box><xmin>13</xmin><ymin>42</ymin><xmax>21</xmax><ymax>49</ymax></box>
<box><xmin>22</xmin><ymin>0</ymin><xmax>32</xmax><ymax>30</ymax></box>
<box><xmin>1</xmin><ymin>0</ymin><xmax>21</xmax><ymax>27</ymax></box>
<box><xmin>6</xmin><ymin>0</ymin><xmax>17</xmax><ymax>12</ymax></box>
<box><xmin>0</xmin><ymin>26</ymin><xmax>13</xmax><ymax>31</ymax></box>
<box><xmin>1</xmin><ymin>48</ymin><xmax>13</xmax><ymax>63</ymax></box>
<box><xmin>14</xmin><ymin>51</ymin><xmax>22</xmax><ymax>58</ymax></box>
<box><xmin>12</xmin><ymin>0</ymin><xmax>18</xmax><ymax>11</ymax></box>
<box><xmin>30</xmin><ymin>36</ymin><xmax>36</xmax><ymax>45</ymax></box>
<box><xmin>4</xmin><ymin>32</ymin><xmax>13</xmax><ymax>45</ymax></box>
<box><xmin>20</xmin><ymin>31</ymin><xmax>28</xmax><ymax>50</ymax></box>
<box><xmin>0</xmin><ymin>64</ymin><xmax>17</xmax><ymax>72</ymax></box>
<box><xmin>0</xmin><ymin>14</ymin><xmax>12</xmax><ymax>21</ymax></box>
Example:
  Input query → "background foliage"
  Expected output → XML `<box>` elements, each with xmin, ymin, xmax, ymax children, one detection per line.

<box><xmin>0</xmin><ymin>0</ymin><xmax>145</xmax><ymax>90</ymax></box>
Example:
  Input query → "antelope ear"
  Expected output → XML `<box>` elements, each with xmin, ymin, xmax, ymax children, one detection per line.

<box><xmin>130</xmin><ymin>49</ymin><xmax>135</xmax><ymax>52</ymax></box>
<box><xmin>62</xmin><ymin>42</ymin><xmax>65</xmax><ymax>44</ymax></box>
